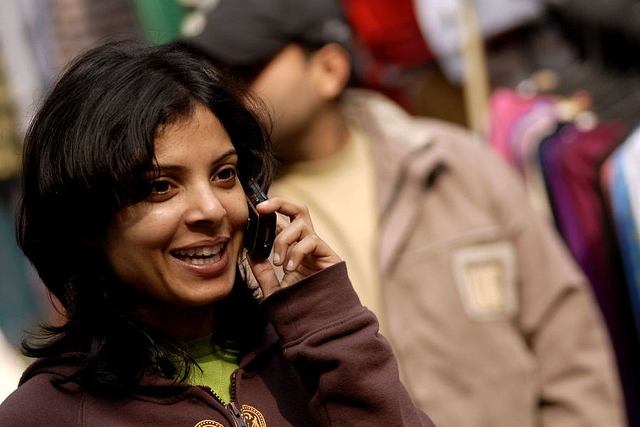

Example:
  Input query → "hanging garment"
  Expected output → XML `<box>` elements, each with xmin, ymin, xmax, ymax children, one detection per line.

<box><xmin>610</xmin><ymin>133</ymin><xmax>640</xmax><ymax>339</ymax></box>
<box><xmin>486</xmin><ymin>89</ymin><xmax>559</xmax><ymax>221</ymax></box>
<box><xmin>0</xmin><ymin>55</ymin><xmax>21</xmax><ymax>181</ymax></box>
<box><xmin>341</xmin><ymin>0</ymin><xmax>433</xmax><ymax>68</ymax></box>
<box><xmin>540</xmin><ymin>121</ymin><xmax>626</xmax><ymax>276</ymax></box>
<box><xmin>0</xmin><ymin>0</ymin><xmax>54</xmax><ymax>136</ymax></box>
<box><xmin>609</xmin><ymin>147</ymin><xmax>640</xmax><ymax>422</ymax></box>
<box><xmin>560</xmin><ymin>122</ymin><xmax>626</xmax><ymax>283</ymax></box>
<box><xmin>600</xmin><ymin>146</ymin><xmax>640</xmax><ymax>427</ymax></box>
<box><xmin>131</xmin><ymin>0</ymin><xmax>187</xmax><ymax>44</ymax></box>
<box><xmin>340</xmin><ymin>0</ymin><xmax>436</xmax><ymax>114</ymax></box>
<box><xmin>49</xmin><ymin>0</ymin><xmax>142</xmax><ymax>70</ymax></box>
<box><xmin>546</xmin><ymin>122</ymin><xmax>640</xmax><ymax>427</ymax></box>
<box><xmin>413</xmin><ymin>0</ymin><xmax>544</xmax><ymax>83</ymax></box>
<box><xmin>487</xmin><ymin>88</ymin><xmax>556</xmax><ymax>163</ymax></box>
<box><xmin>620</xmin><ymin>127</ymin><xmax>640</xmax><ymax>238</ymax></box>
<box><xmin>540</xmin><ymin>122</ymin><xmax>632</xmax><ymax>376</ymax></box>
<box><xmin>538</xmin><ymin>124</ymin><xmax>581</xmax><ymax>239</ymax></box>
<box><xmin>487</xmin><ymin>86</ymin><xmax>640</xmax><ymax>426</ymax></box>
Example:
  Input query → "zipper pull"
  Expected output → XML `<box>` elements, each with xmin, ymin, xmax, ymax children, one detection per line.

<box><xmin>227</xmin><ymin>401</ymin><xmax>247</xmax><ymax>427</ymax></box>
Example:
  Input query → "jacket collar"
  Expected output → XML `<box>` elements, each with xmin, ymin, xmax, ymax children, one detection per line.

<box><xmin>340</xmin><ymin>89</ymin><xmax>451</xmax><ymax>273</ymax></box>
<box><xmin>18</xmin><ymin>324</ymin><xmax>281</xmax><ymax>399</ymax></box>
<box><xmin>340</xmin><ymin>89</ymin><xmax>445</xmax><ymax>210</ymax></box>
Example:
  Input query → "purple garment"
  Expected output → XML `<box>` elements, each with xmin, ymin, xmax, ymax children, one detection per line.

<box><xmin>546</xmin><ymin>123</ymin><xmax>640</xmax><ymax>426</ymax></box>
<box><xmin>559</xmin><ymin>121</ymin><xmax>626</xmax><ymax>305</ymax></box>
<box><xmin>540</xmin><ymin>121</ymin><xmax>628</xmax><ymax>318</ymax></box>
<box><xmin>539</xmin><ymin>123</ymin><xmax>581</xmax><ymax>242</ymax></box>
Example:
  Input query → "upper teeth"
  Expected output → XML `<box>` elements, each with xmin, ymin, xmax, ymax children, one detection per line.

<box><xmin>174</xmin><ymin>244</ymin><xmax>223</xmax><ymax>257</ymax></box>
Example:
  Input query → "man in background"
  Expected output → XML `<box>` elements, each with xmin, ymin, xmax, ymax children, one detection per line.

<box><xmin>177</xmin><ymin>1</ymin><xmax>626</xmax><ymax>425</ymax></box>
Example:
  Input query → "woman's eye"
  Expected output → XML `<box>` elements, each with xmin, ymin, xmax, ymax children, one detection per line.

<box><xmin>215</xmin><ymin>166</ymin><xmax>237</xmax><ymax>182</ymax></box>
<box><xmin>150</xmin><ymin>179</ymin><xmax>172</xmax><ymax>194</ymax></box>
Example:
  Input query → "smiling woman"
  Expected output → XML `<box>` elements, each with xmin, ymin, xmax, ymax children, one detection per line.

<box><xmin>0</xmin><ymin>40</ymin><xmax>434</xmax><ymax>426</ymax></box>
<box><xmin>102</xmin><ymin>105</ymin><xmax>248</xmax><ymax>340</ymax></box>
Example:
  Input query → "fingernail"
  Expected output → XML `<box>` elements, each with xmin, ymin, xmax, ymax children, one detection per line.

<box><xmin>273</xmin><ymin>253</ymin><xmax>280</xmax><ymax>264</ymax></box>
<box><xmin>286</xmin><ymin>260</ymin><xmax>294</xmax><ymax>271</ymax></box>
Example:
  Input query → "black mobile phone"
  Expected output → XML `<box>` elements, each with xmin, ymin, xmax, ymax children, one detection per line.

<box><xmin>244</xmin><ymin>182</ymin><xmax>277</xmax><ymax>260</ymax></box>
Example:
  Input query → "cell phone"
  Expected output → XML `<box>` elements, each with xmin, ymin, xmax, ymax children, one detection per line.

<box><xmin>244</xmin><ymin>182</ymin><xmax>277</xmax><ymax>260</ymax></box>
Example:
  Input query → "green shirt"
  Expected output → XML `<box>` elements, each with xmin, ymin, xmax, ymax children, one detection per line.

<box><xmin>185</xmin><ymin>335</ymin><xmax>239</xmax><ymax>404</ymax></box>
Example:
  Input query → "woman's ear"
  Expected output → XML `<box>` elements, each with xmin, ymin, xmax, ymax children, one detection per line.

<box><xmin>310</xmin><ymin>43</ymin><xmax>352</xmax><ymax>100</ymax></box>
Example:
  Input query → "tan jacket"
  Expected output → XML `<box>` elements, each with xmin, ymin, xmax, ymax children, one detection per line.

<box><xmin>341</xmin><ymin>89</ymin><xmax>626</xmax><ymax>427</ymax></box>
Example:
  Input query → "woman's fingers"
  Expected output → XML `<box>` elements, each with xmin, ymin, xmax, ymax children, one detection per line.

<box><xmin>256</xmin><ymin>196</ymin><xmax>312</xmax><ymax>225</ymax></box>
<box><xmin>248</xmin><ymin>195</ymin><xmax>341</xmax><ymax>293</ymax></box>
<box><xmin>246</xmin><ymin>257</ymin><xmax>281</xmax><ymax>299</ymax></box>
<box><xmin>256</xmin><ymin>196</ymin><xmax>313</xmax><ymax>266</ymax></box>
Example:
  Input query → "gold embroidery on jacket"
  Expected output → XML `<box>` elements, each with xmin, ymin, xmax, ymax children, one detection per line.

<box><xmin>194</xmin><ymin>420</ymin><xmax>224</xmax><ymax>427</ymax></box>
<box><xmin>242</xmin><ymin>404</ymin><xmax>267</xmax><ymax>427</ymax></box>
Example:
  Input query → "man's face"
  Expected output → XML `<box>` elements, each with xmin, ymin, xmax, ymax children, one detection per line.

<box><xmin>248</xmin><ymin>44</ymin><xmax>322</xmax><ymax>159</ymax></box>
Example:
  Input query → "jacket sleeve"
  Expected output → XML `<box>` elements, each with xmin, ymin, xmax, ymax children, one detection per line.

<box><xmin>262</xmin><ymin>262</ymin><xmax>435</xmax><ymax>427</ymax></box>
<box><xmin>474</xmin><ymin>140</ymin><xmax>627</xmax><ymax>427</ymax></box>
<box><xmin>0</xmin><ymin>372</ymin><xmax>84</xmax><ymax>426</ymax></box>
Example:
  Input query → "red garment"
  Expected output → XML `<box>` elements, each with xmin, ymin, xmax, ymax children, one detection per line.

<box><xmin>341</xmin><ymin>0</ymin><xmax>433</xmax><ymax>67</ymax></box>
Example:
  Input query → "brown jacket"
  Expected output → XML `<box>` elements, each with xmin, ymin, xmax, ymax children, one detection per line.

<box><xmin>341</xmin><ymin>89</ymin><xmax>626</xmax><ymax>427</ymax></box>
<box><xmin>0</xmin><ymin>263</ymin><xmax>435</xmax><ymax>427</ymax></box>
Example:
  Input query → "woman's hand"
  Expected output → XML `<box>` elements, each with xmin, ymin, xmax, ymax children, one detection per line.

<box><xmin>246</xmin><ymin>196</ymin><xmax>342</xmax><ymax>299</ymax></box>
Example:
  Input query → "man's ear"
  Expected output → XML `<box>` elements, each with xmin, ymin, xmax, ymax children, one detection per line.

<box><xmin>310</xmin><ymin>43</ymin><xmax>352</xmax><ymax>100</ymax></box>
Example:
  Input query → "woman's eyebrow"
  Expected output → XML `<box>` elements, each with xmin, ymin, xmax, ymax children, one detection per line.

<box><xmin>154</xmin><ymin>149</ymin><xmax>238</xmax><ymax>172</ymax></box>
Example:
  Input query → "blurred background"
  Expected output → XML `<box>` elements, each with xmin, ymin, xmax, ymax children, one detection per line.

<box><xmin>1</xmin><ymin>0</ymin><xmax>640</xmax><ymax>419</ymax></box>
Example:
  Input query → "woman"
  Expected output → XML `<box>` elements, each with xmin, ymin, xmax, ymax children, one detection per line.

<box><xmin>0</xmin><ymin>41</ymin><xmax>434</xmax><ymax>426</ymax></box>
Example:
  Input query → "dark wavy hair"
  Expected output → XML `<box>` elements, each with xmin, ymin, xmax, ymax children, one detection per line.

<box><xmin>16</xmin><ymin>40</ymin><xmax>276</xmax><ymax>396</ymax></box>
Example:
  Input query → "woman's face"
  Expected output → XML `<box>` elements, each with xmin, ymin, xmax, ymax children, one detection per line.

<box><xmin>103</xmin><ymin>103</ymin><xmax>248</xmax><ymax>337</ymax></box>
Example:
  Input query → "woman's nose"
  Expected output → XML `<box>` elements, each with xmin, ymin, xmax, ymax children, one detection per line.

<box><xmin>184</xmin><ymin>184</ymin><xmax>226</xmax><ymax>225</ymax></box>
